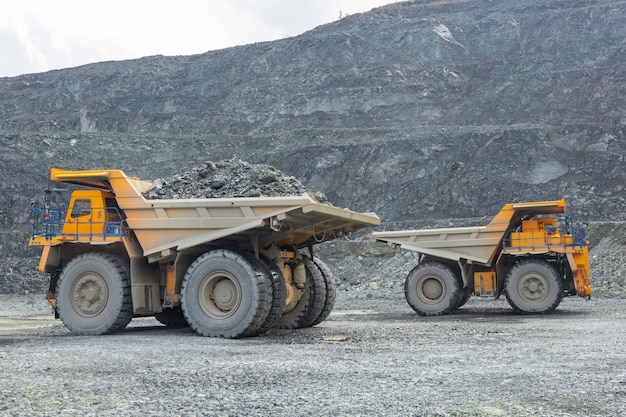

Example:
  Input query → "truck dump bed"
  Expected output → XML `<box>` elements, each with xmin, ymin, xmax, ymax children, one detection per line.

<box><xmin>371</xmin><ymin>224</ymin><xmax>506</xmax><ymax>264</ymax></box>
<box><xmin>50</xmin><ymin>168</ymin><xmax>380</xmax><ymax>257</ymax></box>
<box><xmin>371</xmin><ymin>200</ymin><xmax>568</xmax><ymax>265</ymax></box>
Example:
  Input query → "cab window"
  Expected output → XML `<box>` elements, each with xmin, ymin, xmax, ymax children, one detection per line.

<box><xmin>71</xmin><ymin>199</ymin><xmax>92</xmax><ymax>218</ymax></box>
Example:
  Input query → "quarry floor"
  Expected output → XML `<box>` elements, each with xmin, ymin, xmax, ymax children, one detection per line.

<box><xmin>0</xmin><ymin>291</ymin><xmax>624</xmax><ymax>417</ymax></box>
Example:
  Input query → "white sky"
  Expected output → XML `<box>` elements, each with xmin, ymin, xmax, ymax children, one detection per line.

<box><xmin>0</xmin><ymin>0</ymin><xmax>395</xmax><ymax>78</ymax></box>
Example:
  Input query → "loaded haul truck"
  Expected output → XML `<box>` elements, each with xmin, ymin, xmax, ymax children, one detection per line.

<box><xmin>372</xmin><ymin>199</ymin><xmax>591</xmax><ymax>316</ymax></box>
<box><xmin>29</xmin><ymin>168</ymin><xmax>380</xmax><ymax>338</ymax></box>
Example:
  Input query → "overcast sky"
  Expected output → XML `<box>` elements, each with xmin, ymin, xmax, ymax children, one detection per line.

<box><xmin>0</xmin><ymin>0</ymin><xmax>395</xmax><ymax>78</ymax></box>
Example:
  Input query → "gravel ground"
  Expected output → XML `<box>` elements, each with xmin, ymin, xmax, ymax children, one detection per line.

<box><xmin>1</xmin><ymin>291</ymin><xmax>624</xmax><ymax>417</ymax></box>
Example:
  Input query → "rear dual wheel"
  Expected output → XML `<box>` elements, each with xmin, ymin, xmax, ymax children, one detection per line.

<box><xmin>276</xmin><ymin>255</ymin><xmax>326</xmax><ymax>329</ymax></box>
<box><xmin>241</xmin><ymin>253</ymin><xmax>286</xmax><ymax>336</ymax></box>
<box><xmin>405</xmin><ymin>262</ymin><xmax>460</xmax><ymax>316</ymax></box>
<box><xmin>276</xmin><ymin>254</ymin><xmax>335</xmax><ymax>329</ymax></box>
<box><xmin>181</xmin><ymin>250</ymin><xmax>336</xmax><ymax>337</ymax></box>
<box><xmin>310</xmin><ymin>257</ymin><xmax>336</xmax><ymax>326</ymax></box>
<box><xmin>455</xmin><ymin>286</ymin><xmax>471</xmax><ymax>309</ymax></box>
<box><xmin>181</xmin><ymin>249</ymin><xmax>274</xmax><ymax>338</ymax></box>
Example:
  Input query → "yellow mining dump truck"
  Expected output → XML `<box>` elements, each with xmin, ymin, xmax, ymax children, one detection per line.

<box><xmin>29</xmin><ymin>168</ymin><xmax>380</xmax><ymax>338</ymax></box>
<box><xmin>371</xmin><ymin>199</ymin><xmax>591</xmax><ymax>315</ymax></box>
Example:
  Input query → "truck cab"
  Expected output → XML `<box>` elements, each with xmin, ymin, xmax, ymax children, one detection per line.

<box><xmin>62</xmin><ymin>190</ymin><xmax>123</xmax><ymax>238</ymax></box>
<box><xmin>30</xmin><ymin>189</ymin><xmax>124</xmax><ymax>246</ymax></box>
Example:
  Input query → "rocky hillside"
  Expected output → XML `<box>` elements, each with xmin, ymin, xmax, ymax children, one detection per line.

<box><xmin>0</xmin><ymin>0</ymin><xmax>624</xmax><ymax>294</ymax></box>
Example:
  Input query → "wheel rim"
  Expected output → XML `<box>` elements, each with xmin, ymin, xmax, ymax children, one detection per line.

<box><xmin>517</xmin><ymin>272</ymin><xmax>549</xmax><ymax>303</ymax></box>
<box><xmin>199</xmin><ymin>271</ymin><xmax>242</xmax><ymax>319</ymax></box>
<box><xmin>71</xmin><ymin>273</ymin><xmax>109</xmax><ymax>317</ymax></box>
<box><xmin>417</xmin><ymin>276</ymin><xmax>445</xmax><ymax>304</ymax></box>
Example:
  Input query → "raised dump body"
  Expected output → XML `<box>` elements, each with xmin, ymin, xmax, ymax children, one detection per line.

<box><xmin>29</xmin><ymin>168</ymin><xmax>380</xmax><ymax>338</ymax></box>
<box><xmin>369</xmin><ymin>224</ymin><xmax>506</xmax><ymax>265</ymax></box>
<box><xmin>372</xmin><ymin>199</ymin><xmax>591</xmax><ymax>316</ymax></box>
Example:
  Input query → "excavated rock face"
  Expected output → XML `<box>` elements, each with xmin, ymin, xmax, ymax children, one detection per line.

<box><xmin>1</xmin><ymin>0</ymin><xmax>625</xmax><ymax>295</ymax></box>
<box><xmin>143</xmin><ymin>158</ymin><xmax>329</xmax><ymax>203</ymax></box>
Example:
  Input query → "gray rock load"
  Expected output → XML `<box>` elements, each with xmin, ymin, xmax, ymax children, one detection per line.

<box><xmin>143</xmin><ymin>158</ymin><xmax>328</xmax><ymax>203</ymax></box>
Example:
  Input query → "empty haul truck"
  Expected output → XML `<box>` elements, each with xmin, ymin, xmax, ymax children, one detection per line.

<box><xmin>29</xmin><ymin>168</ymin><xmax>380</xmax><ymax>338</ymax></box>
<box><xmin>372</xmin><ymin>199</ymin><xmax>591</xmax><ymax>315</ymax></box>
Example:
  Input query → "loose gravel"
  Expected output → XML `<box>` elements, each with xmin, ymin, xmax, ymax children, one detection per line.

<box><xmin>1</xmin><ymin>291</ymin><xmax>625</xmax><ymax>417</ymax></box>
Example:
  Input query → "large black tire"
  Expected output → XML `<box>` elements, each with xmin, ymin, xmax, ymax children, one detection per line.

<box><xmin>56</xmin><ymin>253</ymin><xmax>132</xmax><ymax>335</ymax></box>
<box><xmin>155</xmin><ymin>308</ymin><xmax>189</xmax><ymax>327</ymax></box>
<box><xmin>455</xmin><ymin>286</ymin><xmax>472</xmax><ymax>310</ymax></box>
<box><xmin>504</xmin><ymin>259</ymin><xmax>563</xmax><ymax>314</ymax></box>
<box><xmin>180</xmin><ymin>249</ymin><xmax>272</xmax><ymax>338</ymax></box>
<box><xmin>404</xmin><ymin>262</ymin><xmax>460</xmax><ymax>316</ymax></box>
<box><xmin>253</xmin><ymin>257</ymin><xmax>287</xmax><ymax>335</ymax></box>
<box><xmin>276</xmin><ymin>255</ymin><xmax>326</xmax><ymax>329</ymax></box>
<box><xmin>310</xmin><ymin>257</ymin><xmax>336</xmax><ymax>326</ymax></box>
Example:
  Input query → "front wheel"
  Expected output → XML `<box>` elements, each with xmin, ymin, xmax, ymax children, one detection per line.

<box><xmin>504</xmin><ymin>259</ymin><xmax>563</xmax><ymax>314</ymax></box>
<box><xmin>56</xmin><ymin>253</ymin><xmax>132</xmax><ymax>335</ymax></box>
<box><xmin>404</xmin><ymin>262</ymin><xmax>460</xmax><ymax>316</ymax></box>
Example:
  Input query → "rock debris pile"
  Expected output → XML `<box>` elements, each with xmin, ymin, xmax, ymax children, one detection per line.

<box><xmin>143</xmin><ymin>158</ymin><xmax>328</xmax><ymax>203</ymax></box>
